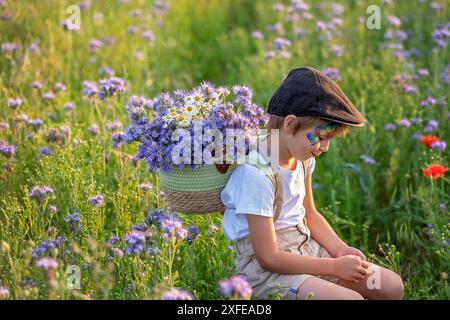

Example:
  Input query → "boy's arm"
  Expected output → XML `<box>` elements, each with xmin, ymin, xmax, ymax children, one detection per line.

<box><xmin>247</xmin><ymin>214</ymin><xmax>336</xmax><ymax>276</ymax></box>
<box><xmin>303</xmin><ymin>174</ymin><xmax>352</xmax><ymax>257</ymax></box>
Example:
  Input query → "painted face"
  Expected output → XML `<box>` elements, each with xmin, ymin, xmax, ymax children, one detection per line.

<box><xmin>306</xmin><ymin>123</ymin><xmax>338</xmax><ymax>146</ymax></box>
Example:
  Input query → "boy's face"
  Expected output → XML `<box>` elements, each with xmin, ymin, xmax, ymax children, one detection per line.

<box><xmin>284</xmin><ymin>117</ymin><xmax>338</xmax><ymax>161</ymax></box>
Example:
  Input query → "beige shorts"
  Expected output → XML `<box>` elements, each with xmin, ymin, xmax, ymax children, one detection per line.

<box><xmin>233</xmin><ymin>218</ymin><xmax>340</xmax><ymax>300</ymax></box>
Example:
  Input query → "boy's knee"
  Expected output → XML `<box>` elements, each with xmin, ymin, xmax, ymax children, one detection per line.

<box><xmin>379</xmin><ymin>271</ymin><xmax>404</xmax><ymax>300</ymax></box>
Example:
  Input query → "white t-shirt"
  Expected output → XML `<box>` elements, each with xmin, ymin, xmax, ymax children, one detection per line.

<box><xmin>221</xmin><ymin>149</ymin><xmax>316</xmax><ymax>241</ymax></box>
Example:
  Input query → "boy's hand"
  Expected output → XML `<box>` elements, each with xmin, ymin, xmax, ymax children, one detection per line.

<box><xmin>335</xmin><ymin>246</ymin><xmax>367</xmax><ymax>261</ymax></box>
<box><xmin>332</xmin><ymin>255</ymin><xmax>369</xmax><ymax>283</ymax></box>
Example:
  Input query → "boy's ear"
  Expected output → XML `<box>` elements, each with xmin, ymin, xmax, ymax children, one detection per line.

<box><xmin>283</xmin><ymin>115</ymin><xmax>297</xmax><ymax>135</ymax></box>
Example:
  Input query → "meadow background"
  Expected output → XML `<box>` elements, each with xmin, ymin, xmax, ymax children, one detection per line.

<box><xmin>0</xmin><ymin>0</ymin><xmax>449</xmax><ymax>299</ymax></box>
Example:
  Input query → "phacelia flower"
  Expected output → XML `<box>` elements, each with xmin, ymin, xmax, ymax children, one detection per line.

<box><xmin>431</xmin><ymin>141</ymin><xmax>446</xmax><ymax>151</ymax></box>
<box><xmin>8</xmin><ymin>98</ymin><xmax>22</xmax><ymax>109</ymax></box>
<box><xmin>360</xmin><ymin>155</ymin><xmax>376</xmax><ymax>165</ymax></box>
<box><xmin>29</xmin><ymin>186</ymin><xmax>54</xmax><ymax>204</ymax></box>
<box><xmin>98</xmin><ymin>77</ymin><xmax>126</xmax><ymax>99</ymax></box>
<box><xmin>88</xmin><ymin>194</ymin><xmax>104</xmax><ymax>207</ymax></box>
<box><xmin>161</xmin><ymin>288</ymin><xmax>194</xmax><ymax>300</ymax></box>
<box><xmin>0</xmin><ymin>140</ymin><xmax>16</xmax><ymax>158</ymax></box>
<box><xmin>65</xmin><ymin>213</ymin><xmax>82</xmax><ymax>234</ymax></box>
<box><xmin>218</xmin><ymin>275</ymin><xmax>252</xmax><ymax>300</ymax></box>
<box><xmin>124</xmin><ymin>231</ymin><xmax>146</xmax><ymax>255</ymax></box>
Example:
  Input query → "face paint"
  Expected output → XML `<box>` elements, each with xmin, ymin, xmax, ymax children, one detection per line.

<box><xmin>307</xmin><ymin>123</ymin><xmax>338</xmax><ymax>145</ymax></box>
<box><xmin>307</xmin><ymin>132</ymin><xmax>319</xmax><ymax>145</ymax></box>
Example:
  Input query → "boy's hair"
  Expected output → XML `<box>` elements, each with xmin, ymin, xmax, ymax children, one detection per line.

<box><xmin>266</xmin><ymin>115</ymin><xmax>350</xmax><ymax>138</ymax></box>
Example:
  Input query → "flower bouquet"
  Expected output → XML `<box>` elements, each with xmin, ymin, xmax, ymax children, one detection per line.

<box><xmin>124</xmin><ymin>82</ymin><xmax>268</xmax><ymax>214</ymax></box>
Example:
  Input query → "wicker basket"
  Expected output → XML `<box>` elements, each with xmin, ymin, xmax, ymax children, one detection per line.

<box><xmin>159</xmin><ymin>163</ymin><xmax>237</xmax><ymax>214</ymax></box>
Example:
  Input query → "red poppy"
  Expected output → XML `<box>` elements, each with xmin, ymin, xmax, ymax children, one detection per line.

<box><xmin>423</xmin><ymin>163</ymin><xmax>449</xmax><ymax>179</ymax></box>
<box><xmin>421</xmin><ymin>135</ymin><xmax>440</xmax><ymax>148</ymax></box>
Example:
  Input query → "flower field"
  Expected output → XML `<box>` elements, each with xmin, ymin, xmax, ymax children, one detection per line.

<box><xmin>0</xmin><ymin>0</ymin><xmax>449</xmax><ymax>300</ymax></box>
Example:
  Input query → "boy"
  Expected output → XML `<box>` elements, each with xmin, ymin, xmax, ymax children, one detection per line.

<box><xmin>221</xmin><ymin>67</ymin><xmax>404</xmax><ymax>300</ymax></box>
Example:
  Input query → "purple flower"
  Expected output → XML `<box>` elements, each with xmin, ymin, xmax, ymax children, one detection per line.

<box><xmin>0</xmin><ymin>140</ymin><xmax>16</xmax><ymax>158</ymax></box>
<box><xmin>111</xmin><ymin>131</ymin><xmax>125</xmax><ymax>148</ymax></box>
<box><xmin>82</xmin><ymin>80</ymin><xmax>98</xmax><ymax>98</ymax></box>
<box><xmin>160</xmin><ymin>214</ymin><xmax>187</xmax><ymax>241</ymax></box>
<box><xmin>124</xmin><ymin>231</ymin><xmax>146</xmax><ymax>255</ymax></box>
<box><xmin>31</xmin><ymin>81</ymin><xmax>43</xmax><ymax>89</ymax></box>
<box><xmin>410</xmin><ymin>117</ymin><xmax>421</xmax><ymax>125</ymax></box>
<box><xmin>127</xmin><ymin>26</ymin><xmax>138</xmax><ymax>35</ymax></box>
<box><xmin>139</xmin><ymin>183</ymin><xmax>152</xmax><ymax>191</ymax></box>
<box><xmin>29</xmin><ymin>186</ymin><xmax>54</xmax><ymax>204</ymax></box>
<box><xmin>398</xmin><ymin>119</ymin><xmax>411</xmax><ymax>127</ymax></box>
<box><xmin>420</xmin><ymin>96</ymin><xmax>437</xmax><ymax>107</ymax></box>
<box><xmin>144</xmin><ymin>208</ymin><xmax>166</xmax><ymax>226</ymax></box>
<box><xmin>161</xmin><ymin>288</ymin><xmax>193</xmax><ymax>300</ymax></box>
<box><xmin>403</xmin><ymin>85</ymin><xmax>417</xmax><ymax>94</ymax></box>
<box><xmin>108</xmin><ymin>235</ymin><xmax>120</xmax><ymax>245</ymax></box>
<box><xmin>232</xmin><ymin>85</ymin><xmax>253</xmax><ymax>106</ymax></box>
<box><xmin>88</xmin><ymin>124</ymin><xmax>100</xmax><ymax>135</ymax></box>
<box><xmin>388</xmin><ymin>15</ymin><xmax>401</xmax><ymax>28</ymax></box>
<box><xmin>126</xmin><ymin>96</ymin><xmax>148</xmax><ymax>122</ymax></box>
<box><xmin>36</xmin><ymin>257</ymin><xmax>58</xmax><ymax>270</ymax></box>
<box><xmin>331</xmin><ymin>44</ymin><xmax>343</xmax><ymax>57</ymax></box>
<box><xmin>384</xmin><ymin>123</ymin><xmax>396</xmax><ymax>131</ymax></box>
<box><xmin>147</xmin><ymin>245</ymin><xmax>160</xmax><ymax>256</ymax></box>
<box><xmin>8</xmin><ymin>98</ymin><xmax>22</xmax><ymax>109</ymax></box>
<box><xmin>273</xmin><ymin>37</ymin><xmax>291</xmax><ymax>50</ymax></box>
<box><xmin>110</xmin><ymin>247</ymin><xmax>124</xmax><ymax>258</ymax></box>
<box><xmin>47</xmin><ymin>204</ymin><xmax>58</xmax><ymax>214</ymax></box>
<box><xmin>396</xmin><ymin>30</ymin><xmax>408</xmax><ymax>41</ymax></box>
<box><xmin>54</xmin><ymin>82</ymin><xmax>66</xmax><ymax>92</ymax></box>
<box><xmin>42</xmin><ymin>92</ymin><xmax>55</xmax><ymax>100</ymax></box>
<box><xmin>413</xmin><ymin>133</ymin><xmax>423</xmax><ymax>140</ymax></box>
<box><xmin>427</xmin><ymin>120</ymin><xmax>439</xmax><ymax>130</ymax></box>
<box><xmin>418</xmin><ymin>68</ymin><xmax>429</xmax><ymax>76</ymax></box>
<box><xmin>63</xmin><ymin>102</ymin><xmax>74</xmax><ymax>111</ymax></box>
<box><xmin>38</xmin><ymin>146</ymin><xmax>52</xmax><ymax>158</ymax></box>
<box><xmin>99</xmin><ymin>67</ymin><xmax>115</xmax><ymax>76</ymax></box>
<box><xmin>360</xmin><ymin>155</ymin><xmax>376</xmax><ymax>165</ymax></box>
<box><xmin>142</xmin><ymin>31</ymin><xmax>155</xmax><ymax>41</ymax></box>
<box><xmin>321</xmin><ymin>68</ymin><xmax>341</xmax><ymax>81</ymax></box>
<box><xmin>88</xmin><ymin>194</ymin><xmax>104</xmax><ymax>207</ymax></box>
<box><xmin>264</xmin><ymin>51</ymin><xmax>276</xmax><ymax>60</ymax></box>
<box><xmin>106</xmin><ymin>121</ymin><xmax>123</xmax><ymax>132</ymax></box>
<box><xmin>218</xmin><ymin>275</ymin><xmax>252</xmax><ymax>300</ymax></box>
<box><xmin>294</xmin><ymin>28</ymin><xmax>305</xmax><ymax>39</ymax></box>
<box><xmin>1</xmin><ymin>42</ymin><xmax>20</xmax><ymax>52</ymax></box>
<box><xmin>251</xmin><ymin>30</ymin><xmax>263</xmax><ymax>40</ymax></box>
<box><xmin>431</xmin><ymin>141</ymin><xmax>446</xmax><ymax>151</ymax></box>
<box><xmin>98</xmin><ymin>77</ymin><xmax>126</xmax><ymax>99</ymax></box>
<box><xmin>186</xmin><ymin>225</ymin><xmax>200</xmax><ymax>244</ymax></box>
<box><xmin>316</xmin><ymin>20</ymin><xmax>327</xmax><ymax>32</ymax></box>
<box><xmin>431</xmin><ymin>26</ymin><xmax>449</xmax><ymax>49</ymax></box>
<box><xmin>65</xmin><ymin>213</ymin><xmax>82</xmax><ymax>233</ymax></box>
<box><xmin>89</xmin><ymin>38</ymin><xmax>103</xmax><ymax>53</ymax></box>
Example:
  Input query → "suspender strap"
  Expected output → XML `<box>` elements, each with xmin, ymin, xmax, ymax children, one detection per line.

<box><xmin>246</xmin><ymin>154</ymin><xmax>308</xmax><ymax>223</ymax></box>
